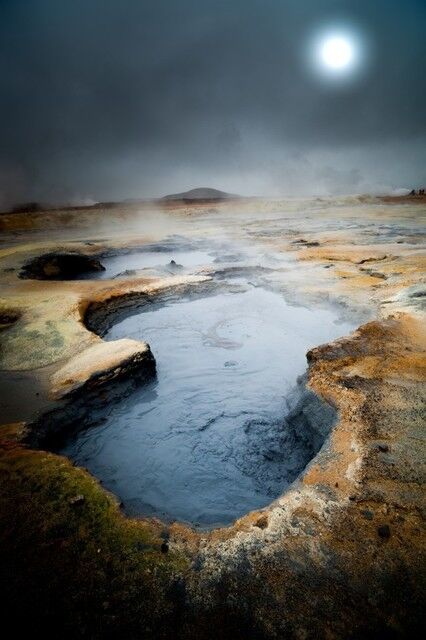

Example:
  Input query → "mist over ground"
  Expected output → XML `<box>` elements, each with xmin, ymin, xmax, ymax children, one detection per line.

<box><xmin>1</xmin><ymin>0</ymin><xmax>425</xmax><ymax>207</ymax></box>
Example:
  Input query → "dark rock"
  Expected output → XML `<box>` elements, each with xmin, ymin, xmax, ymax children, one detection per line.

<box><xmin>168</xmin><ymin>260</ymin><xmax>183</xmax><ymax>269</ymax></box>
<box><xmin>378</xmin><ymin>524</ymin><xmax>391</xmax><ymax>539</ymax></box>
<box><xmin>161</xmin><ymin>542</ymin><xmax>169</xmax><ymax>553</ymax></box>
<box><xmin>20</xmin><ymin>252</ymin><xmax>105</xmax><ymax>280</ymax></box>
<box><xmin>0</xmin><ymin>312</ymin><xmax>19</xmax><ymax>325</ymax></box>
<box><xmin>291</xmin><ymin>239</ymin><xmax>320</xmax><ymax>247</ymax></box>
<box><xmin>254</xmin><ymin>515</ymin><xmax>268</xmax><ymax>529</ymax></box>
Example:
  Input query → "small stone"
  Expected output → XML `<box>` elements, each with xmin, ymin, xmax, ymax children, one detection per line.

<box><xmin>161</xmin><ymin>542</ymin><xmax>169</xmax><ymax>553</ymax></box>
<box><xmin>378</xmin><ymin>444</ymin><xmax>389</xmax><ymax>453</ymax></box>
<box><xmin>335</xmin><ymin>482</ymin><xmax>339</xmax><ymax>488</ymax></box>
<box><xmin>254</xmin><ymin>515</ymin><xmax>268</xmax><ymax>529</ymax></box>
<box><xmin>69</xmin><ymin>494</ymin><xmax>85</xmax><ymax>506</ymax></box>
<box><xmin>378</xmin><ymin>524</ymin><xmax>391</xmax><ymax>539</ymax></box>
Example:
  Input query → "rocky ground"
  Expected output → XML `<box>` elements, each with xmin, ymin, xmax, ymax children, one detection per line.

<box><xmin>0</xmin><ymin>195</ymin><xmax>425</xmax><ymax>638</ymax></box>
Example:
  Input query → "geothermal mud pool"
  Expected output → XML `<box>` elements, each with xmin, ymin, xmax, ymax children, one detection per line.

<box><xmin>60</xmin><ymin>284</ymin><xmax>354</xmax><ymax>526</ymax></box>
<box><xmin>0</xmin><ymin>196</ymin><xmax>424</xmax><ymax>638</ymax></box>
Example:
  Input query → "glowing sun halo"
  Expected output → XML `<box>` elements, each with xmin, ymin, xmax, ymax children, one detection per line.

<box><xmin>320</xmin><ymin>36</ymin><xmax>354</xmax><ymax>71</ymax></box>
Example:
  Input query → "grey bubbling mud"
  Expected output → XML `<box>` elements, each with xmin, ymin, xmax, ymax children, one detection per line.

<box><xmin>54</xmin><ymin>275</ymin><xmax>355</xmax><ymax>528</ymax></box>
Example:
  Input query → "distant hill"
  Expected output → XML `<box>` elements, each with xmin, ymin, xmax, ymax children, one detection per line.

<box><xmin>162</xmin><ymin>187</ymin><xmax>239</xmax><ymax>201</ymax></box>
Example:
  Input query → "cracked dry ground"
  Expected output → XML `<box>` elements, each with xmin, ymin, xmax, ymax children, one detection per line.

<box><xmin>0</xmin><ymin>196</ymin><xmax>425</xmax><ymax>639</ymax></box>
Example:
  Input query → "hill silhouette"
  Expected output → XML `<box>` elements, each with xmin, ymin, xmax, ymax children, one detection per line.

<box><xmin>162</xmin><ymin>187</ymin><xmax>239</xmax><ymax>201</ymax></box>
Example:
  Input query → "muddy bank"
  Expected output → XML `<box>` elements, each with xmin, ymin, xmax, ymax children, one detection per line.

<box><xmin>84</xmin><ymin>279</ymin><xmax>218</xmax><ymax>337</ymax></box>
<box><xmin>25</xmin><ymin>354</ymin><xmax>156</xmax><ymax>449</ymax></box>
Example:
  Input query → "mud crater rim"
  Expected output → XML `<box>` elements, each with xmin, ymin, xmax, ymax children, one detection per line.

<box><xmin>31</xmin><ymin>278</ymin><xmax>353</xmax><ymax>528</ymax></box>
<box><xmin>20</xmin><ymin>238</ymin><xmax>357</xmax><ymax>529</ymax></box>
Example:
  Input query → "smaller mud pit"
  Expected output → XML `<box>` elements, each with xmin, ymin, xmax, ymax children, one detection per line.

<box><xmin>58</xmin><ymin>286</ymin><xmax>355</xmax><ymax>528</ymax></box>
<box><xmin>92</xmin><ymin>249</ymin><xmax>214</xmax><ymax>279</ymax></box>
<box><xmin>80</xmin><ymin>237</ymin><xmax>217</xmax><ymax>280</ymax></box>
<box><xmin>20</xmin><ymin>252</ymin><xmax>105</xmax><ymax>280</ymax></box>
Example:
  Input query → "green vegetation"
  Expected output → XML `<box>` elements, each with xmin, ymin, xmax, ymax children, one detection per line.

<box><xmin>0</xmin><ymin>433</ymin><xmax>189</xmax><ymax>638</ymax></box>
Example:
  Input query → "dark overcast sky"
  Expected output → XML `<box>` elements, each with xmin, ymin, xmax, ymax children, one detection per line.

<box><xmin>0</xmin><ymin>0</ymin><xmax>425</xmax><ymax>205</ymax></box>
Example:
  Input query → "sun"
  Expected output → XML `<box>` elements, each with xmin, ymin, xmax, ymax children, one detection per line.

<box><xmin>321</xmin><ymin>36</ymin><xmax>354</xmax><ymax>70</ymax></box>
<box><xmin>309</xmin><ymin>27</ymin><xmax>363</xmax><ymax>80</ymax></box>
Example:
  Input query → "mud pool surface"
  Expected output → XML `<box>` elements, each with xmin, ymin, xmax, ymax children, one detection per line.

<box><xmin>61</xmin><ymin>286</ymin><xmax>354</xmax><ymax>527</ymax></box>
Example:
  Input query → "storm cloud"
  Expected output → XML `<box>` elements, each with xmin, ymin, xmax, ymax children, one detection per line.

<box><xmin>0</xmin><ymin>0</ymin><xmax>425</xmax><ymax>206</ymax></box>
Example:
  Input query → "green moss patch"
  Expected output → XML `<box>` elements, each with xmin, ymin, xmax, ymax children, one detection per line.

<box><xmin>0</xmin><ymin>442</ymin><xmax>189</xmax><ymax>638</ymax></box>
